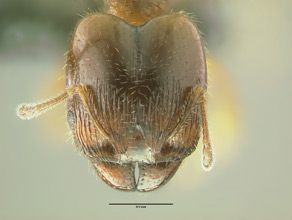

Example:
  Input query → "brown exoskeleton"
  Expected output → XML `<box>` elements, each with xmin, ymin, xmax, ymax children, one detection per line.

<box><xmin>17</xmin><ymin>0</ymin><xmax>214</xmax><ymax>192</ymax></box>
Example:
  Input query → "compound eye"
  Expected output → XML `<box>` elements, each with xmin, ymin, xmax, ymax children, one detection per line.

<box><xmin>67</xmin><ymin>110</ymin><xmax>76</xmax><ymax>129</ymax></box>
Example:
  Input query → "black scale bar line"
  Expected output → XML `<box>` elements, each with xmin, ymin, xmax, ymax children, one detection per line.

<box><xmin>109</xmin><ymin>203</ymin><xmax>173</xmax><ymax>206</ymax></box>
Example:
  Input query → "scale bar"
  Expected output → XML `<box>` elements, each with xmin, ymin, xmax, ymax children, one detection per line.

<box><xmin>109</xmin><ymin>203</ymin><xmax>173</xmax><ymax>206</ymax></box>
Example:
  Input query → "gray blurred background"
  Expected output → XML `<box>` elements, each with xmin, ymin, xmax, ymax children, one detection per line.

<box><xmin>1</xmin><ymin>0</ymin><xmax>292</xmax><ymax>219</ymax></box>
